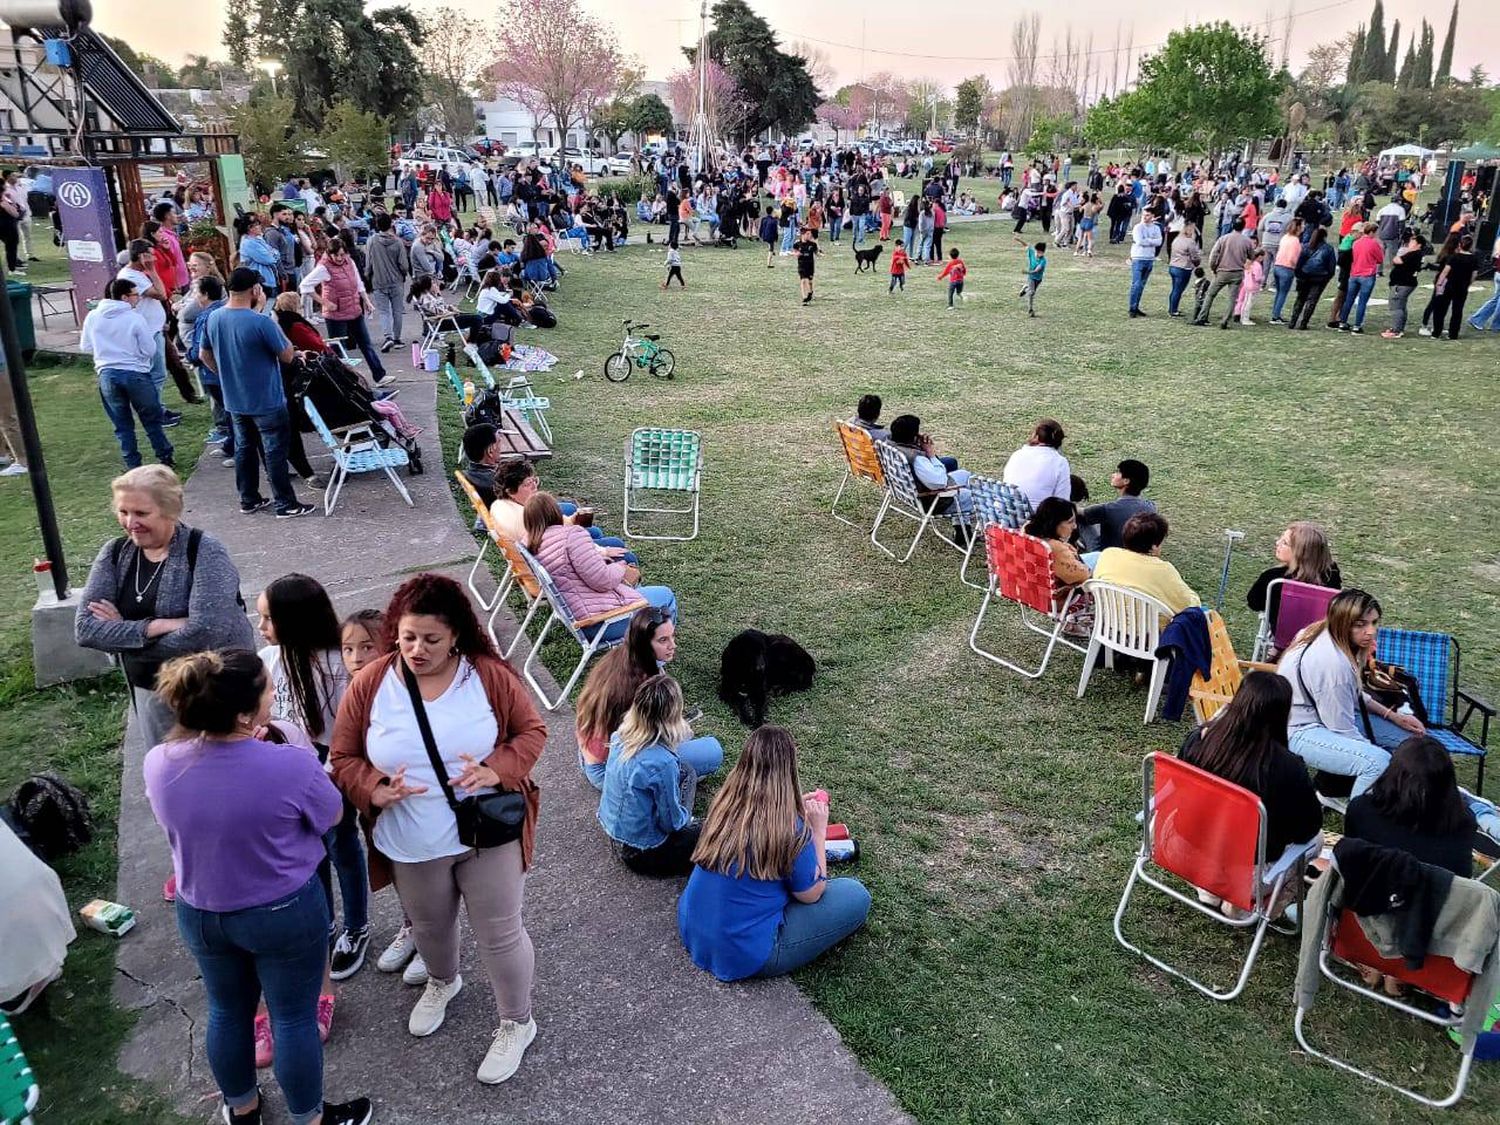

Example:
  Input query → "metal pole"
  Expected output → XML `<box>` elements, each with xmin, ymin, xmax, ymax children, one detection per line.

<box><xmin>0</xmin><ymin>259</ymin><xmax>69</xmax><ymax>599</ymax></box>
<box><xmin>1215</xmin><ymin>529</ymin><xmax>1244</xmax><ymax>612</ymax></box>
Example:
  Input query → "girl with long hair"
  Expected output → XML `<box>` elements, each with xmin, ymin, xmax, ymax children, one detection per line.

<box><xmin>1246</xmin><ymin>521</ymin><xmax>1342</xmax><ymax>652</ymax></box>
<box><xmin>1348</xmin><ymin>735</ymin><xmax>1477</xmax><ymax>876</ymax></box>
<box><xmin>678</xmin><ymin>725</ymin><xmax>871</xmax><ymax>981</ymax></box>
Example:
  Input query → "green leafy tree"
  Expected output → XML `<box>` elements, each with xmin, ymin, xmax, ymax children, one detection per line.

<box><xmin>628</xmin><ymin>93</ymin><xmax>674</xmax><ymax>139</ymax></box>
<box><xmin>229</xmin><ymin>95</ymin><xmax>305</xmax><ymax>189</ymax></box>
<box><xmin>1105</xmin><ymin>23</ymin><xmax>1280</xmax><ymax>157</ymax></box>
<box><xmin>1413</xmin><ymin>21</ymin><xmax>1434</xmax><ymax>88</ymax></box>
<box><xmin>1397</xmin><ymin>40</ymin><xmax>1416</xmax><ymax>89</ymax></box>
<box><xmin>690</xmin><ymin>0</ymin><xmax>819</xmax><ymax>138</ymax></box>
<box><xmin>953</xmin><ymin>77</ymin><xmax>987</xmax><ymax>138</ymax></box>
<box><xmin>223</xmin><ymin>0</ymin><xmax>255</xmax><ymax>70</ymax></box>
<box><xmin>1436</xmin><ymin>1</ymin><xmax>1457</xmax><ymax>84</ymax></box>
<box><xmin>1082</xmin><ymin>96</ymin><xmax>1127</xmax><ymax>148</ymax></box>
<box><xmin>1384</xmin><ymin>20</ymin><xmax>1400</xmax><ymax>84</ymax></box>
<box><xmin>323</xmin><ymin>99</ymin><xmax>391</xmax><ymax>179</ymax></box>
<box><xmin>593</xmin><ymin>99</ymin><xmax>635</xmax><ymax>151</ymax></box>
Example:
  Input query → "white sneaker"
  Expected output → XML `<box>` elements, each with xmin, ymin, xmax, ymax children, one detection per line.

<box><xmin>1240</xmin><ymin>316</ymin><xmax>1256</xmax><ymax>326</ymax></box>
<box><xmin>477</xmin><ymin>1017</ymin><xmax>537</xmax><ymax>1085</ymax></box>
<box><xmin>403</xmin><ymin>953</ymin><xmax>429</xmax><ymax>986</ymax></box>
<box><xmin>377</xmin><ymin>923</ymin><xmax>415</xmax><ymax>973</ymax></box>
<box><xmin>408</xmin><ymin>973</ymin><xmax>462</xmax><ymax>1037</ymax></box>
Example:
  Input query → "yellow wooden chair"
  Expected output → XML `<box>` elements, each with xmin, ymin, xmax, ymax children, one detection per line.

<box><xmin>1189</xmin><ymin>609</ymin><xmax>1277</xmax><ymax>725</ymax></box>
<box><xmin>831</xmin><ymin>421</ymin><xmax>886</xmax><ymax>528</ymax></box>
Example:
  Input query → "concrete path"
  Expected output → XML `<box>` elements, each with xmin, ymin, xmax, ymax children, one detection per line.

<box><xmin>111</xmin><ymin>362</ymin><xmax>909</xmax><ymax>1124</ymax></box>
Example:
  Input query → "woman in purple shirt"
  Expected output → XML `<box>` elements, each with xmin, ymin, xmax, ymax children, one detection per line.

<box><xmin>144</xmin><ymin>649</ymin><xmax>371</xmax><ymax>1125</ymax></box>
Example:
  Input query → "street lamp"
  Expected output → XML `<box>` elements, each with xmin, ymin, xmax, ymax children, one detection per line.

<box><xmin>256</xmin><ymin>57</ymin><xmax>282</xmax><ymax>96</ymax></box>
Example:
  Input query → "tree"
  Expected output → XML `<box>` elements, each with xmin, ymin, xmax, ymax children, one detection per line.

<box><xmin>788</xmin><ymin>40</ymin><xmax>836</xmax><ymax>94</ymax></box>
<box><xmin>628</xmin><ymin>93</ymin><xmax>674</xmax><ymax>139</ymax></box>
<box><xmin>1436</xmin><ymin>0</ymin><xmax>1457</xmax><ymax>85</ymax></box>
<box><xmin>421</xmin><ymin>6</ymin><xmax>491</xmax><ymax>140</ymax></box>
<box><xmin>1397</xmin><ymin>40</ymin><xmax>1416</xmax><ymax>89</ymax></box>
<box><xmin>690</xmin><ymin>0</ymin><xmax>819</xmax><ymax>138</ymax></box>
<box><xmin>905</xmin><ymin>79</ymin><xmax>944</xmax><ymax>137</ymax></box>
<box><xmin>229</xmin><ymin>95</ymin><xmax>305</xmax><ymax>189</ymax></box>
<box><xmin>1300</xmin><ymin>38</ymin><xmax>1351</xmax><ymax>92</ymax></box>
<box><xmin>487</xmin><ymin>0</ymin><xmax>624</xmax><ymax>148</ymax></box>
<box><xmin>1346</xmin><ymin>24</ymin><xmax>1366</xmax><ymax>85</ymax></box>
<box><xmin>1414</xmin><ymin>21</ymin><xmax>1435</xmax><ymax>88</ymax></box>
<box><xmin>592</xmin><ymin>100</ymin><xmax>635</xmax><ymax>151</ymax></box>
<box><xmin>1104</xmin><ymin>23</ymin><xmax>1280</xmax><ymax>157</ymax></box>
<box><xmin>1364</xmin><ymin>2</ymin><xmax>1387</xmax><ymax>83</ymax></box>
<box><xmin>323</xmin><ymin>100</ymin><xmax>391</xmax><ymax>178</ymax></box>
<box><xmin>223</xmin><ymin>0</ymin><xmax>255</xmax><ymax>70</ymax></box>
<box><xmin>667</xmin><ymin>60</ymin><xmax>744</xmax><ymax>141</ymax></box>
<box><xmin>1384</xmin><ymin>20</ymin><xmax>1400</xmax><ymax>84</ymax></box>
<box><xmin>815</xmin><ymin>100</ymin><xmax>862</xmax><ymax>144</ymax></box>
<box><xmin>953</xmin><ymin>76</ymin><xmax>988</xmax><ymax>137</ymax></box>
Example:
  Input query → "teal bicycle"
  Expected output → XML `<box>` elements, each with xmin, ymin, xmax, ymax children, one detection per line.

<box><xmin>604</xmin><ymin>319</ymin><xmax>676</xmax><ymax>382</ymax></box>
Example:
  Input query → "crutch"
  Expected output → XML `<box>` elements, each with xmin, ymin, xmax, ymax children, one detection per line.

<box><xmin>1215</xmin><ymin>529</ymin><xmax>1245</xmax><ymax>611</ymax></box>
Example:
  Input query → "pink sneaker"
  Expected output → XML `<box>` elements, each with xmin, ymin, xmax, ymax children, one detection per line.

<box><xmin>317</xmin><ymin>994</ymin><xmax>335</xmax><ymax>1044</ymax></box>
<box><xmin>254</xmin><ymin>1013</ymin><xmax>273</xmax><ymax>1068</ymax></box>
<box><xmin>162</xmin><ymin>873</ymin><xmax>177</xmax><ymax>903</ymax></box>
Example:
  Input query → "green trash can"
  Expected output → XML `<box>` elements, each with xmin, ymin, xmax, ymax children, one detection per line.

<box><xmin>6</xmin><ymin>280</ymin><xmax>35</xmax><ymax>360</ymax></box>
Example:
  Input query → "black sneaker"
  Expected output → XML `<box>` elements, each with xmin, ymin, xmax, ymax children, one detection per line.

<box><xmin>329</xmin><ymin>926</ymin><xmax>371</xmax><ymax>981</ymax></box>
<box><xmin>379</xmin><ymin>337</ymin><xmax>396</xmax><ymax>353</ymax></box>
<box><xmin>321</xmin><ymin>1097</ymin><xmax>373</xmax><ymax>1125</ymax></box>
<box><xmin>162</xmin><ymin>412</ymin><xmax>183</xmax><ymax>428</ymax></box>
<box><xmin>220</xmin><ymin>1093</ymin><xmax>263</xmax><ymax>1124</ymax></box>
<box><xmin>276</xmin><ymin>502</ymin><xmax>317</xmax><ymax>519</ymax></box>
<box><xmin>240</xmin><ymin>498</ymin><xmax>271</xmax><ymax>515</ymax></box>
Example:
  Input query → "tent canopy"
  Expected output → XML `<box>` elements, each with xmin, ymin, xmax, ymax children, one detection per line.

<box><xmin>1452</xmin><ymin>143</ymin><xmax>1500</xmax><ymax>161</ymax></box>
<box><xmin>1379</xmin><ymin>143</ymin><xmax>1434</xmax><ymax>158</ymax></box>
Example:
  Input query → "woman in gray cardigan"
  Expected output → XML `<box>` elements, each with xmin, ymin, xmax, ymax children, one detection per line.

<box><xmin>76</xmin><ymin>465</ymin><xmax>256</xmax><ymax>750</ymax></box>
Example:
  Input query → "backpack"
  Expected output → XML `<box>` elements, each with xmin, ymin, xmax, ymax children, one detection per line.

<box><xmin>111</xmin><ymin>527</ymin><xmax>246</xmax><ymax>612</ymax></box>
<box><xmin>4</xmin><ymin>773</ymin><xmax>93</xmax><ymax>861</ymax></box>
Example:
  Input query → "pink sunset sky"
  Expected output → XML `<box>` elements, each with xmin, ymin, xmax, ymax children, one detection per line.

<box><xmin>92</xmin><ymin>0</ymin><xmax>1486</xmax><ymax>90</ymax></box>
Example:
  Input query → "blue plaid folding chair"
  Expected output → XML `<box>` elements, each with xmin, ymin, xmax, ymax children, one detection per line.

<box><xmin>515</xmin><ymin>544</ymin><xmax>647</xmax><ymax>710</ymax></box>
<box><xmin>623</xmin><ymin>428</ymin><xmax>702</xmax><ymax>541</ymax></box>
<box><xmin>958</xmin><ymin>474</ymin><xmax>1033</xmax><ymax>590</ymax></box>
<box><xmin>1376</xmin><ymin>628</ymin><xmax>1492</xmax><ymax>795</ymax></box>
<box><xmin>869</xmin><ymin>440</ymin><xmax>965</xmax><ymax>563</ymax></box>
<box><xmin>304</xmin><ymin>400</ymin><xmax>413</xmax><ymax>516</ymax></box>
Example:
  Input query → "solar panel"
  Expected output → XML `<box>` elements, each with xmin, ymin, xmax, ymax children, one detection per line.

<box><xmin>31</xmin><ymin>25</ymin><xmax>179</xmax><ymax>134</ymax></box>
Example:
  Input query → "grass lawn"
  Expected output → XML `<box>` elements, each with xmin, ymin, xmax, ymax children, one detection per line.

<box><xmin>447</xmin><ymin>212</ymin><xmax>1500</xmax><ymax>1123</ymax></box>
<box><xmin>0</xmin><ymin>338</ymin><xmax>204</xmax><ymax>1123</ymax></box>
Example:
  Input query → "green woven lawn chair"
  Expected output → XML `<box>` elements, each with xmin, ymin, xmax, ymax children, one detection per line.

<box><xmin>623</xmin><ymin>427</ymin><xmax>702</xmax><ymax>541</ymax></box>
<box><xmin>0</xmin><ymin>1012</ymin><xmax>39</xmax><ymax>1125</ymax></box>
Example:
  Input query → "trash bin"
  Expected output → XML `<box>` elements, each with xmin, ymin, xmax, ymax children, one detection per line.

<box><xmin>6</xmin><ymin>280</ymin><xmax>35</xmax><ymax>360</ymax></box>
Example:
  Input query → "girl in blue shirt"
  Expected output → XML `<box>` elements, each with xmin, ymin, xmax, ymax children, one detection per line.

<box><xmin>598</xmin><ymin>675</ymin><xmax>720</xmax><ymax>877</ymax></box>
<box><xmin>678</xmin><ymin>726</ymin><xmax>871</xmax><ymax>981</ymax></box>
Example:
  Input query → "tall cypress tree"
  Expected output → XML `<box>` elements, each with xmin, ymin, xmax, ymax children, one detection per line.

<box><xmin>1414</xmin><ymin>20</ymin><xmax>1434</xmax><ymax>87</ymax></box>
<box><xmin>1365</xmin><ymin>1</ymin><xmax>1387</xmax><ymax>82</ymax></box>
<box><xmin>1346</xmin><ymin>23</ymin><xmax>1367</xmax><ymax>84</ymax></box>
<box><xmin>1435</xmin><ymin>0</ymin><xmax>1457</xmax><ymax>84</ymax></box>
<box><xmin>1397</xmin><ymin>39</ymin><xmax>1416</xmax><ymax>88</ymax></box>
<box><xmin>1384</xmin><ymin>20</ymin><xmax>1400</xmax><ymax>82</ymax></box>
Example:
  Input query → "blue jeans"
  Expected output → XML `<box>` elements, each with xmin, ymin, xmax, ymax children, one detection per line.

<box><xmin>852</xmin><ymin>218</ymin><xmax>866</xmax><ymax>248</ymax></box>
<box><xmin>590</xmin><ymin>585</ymin><xmax>676</xmax><ymax>646</ymax></box>
<box><xmin>1468</xmin><ymin>278</ymin><xmax>1500</xmax><ymax>331</ymax></box>
<box><xmin>902</xmin><ymin>226</ymin><xmax>915</xmax><ymax>257</ymax></box>
<box><xmin>231</xmin><ymin>408</ymin><xmax>301</xmax><ymax>513</ymax></box>
<box><xmin>917</xmin><ymin>232</ymin><xmax>932</xmax><ymax>261</ymax></box>
<box><xmin>1339</xmin><ymin>274</ymin><xmax>1376</xmax><ymax>326</ymax></box>
<box><xmin>318</xmin><ymin>798</ymin><xmax>368</xmax><ymax>932</ymax></box>
<box><xmin>1167</xmin><ymin>266</ymin><xmax>1193</xmax><ymax>315</ymax></box>
<box><xmin>98</xmin><ymin>366</ymin><xmax>173</xmax><ymax>468</ymax></box>
<box><xmin>149</xmin><ymin>331</ymin><xmax>168</xmax><ymax>397</ymax></box>
<box><xmin>752</xmin><ymin>877</ymin><xmax>872</xmax><ymax>977</ymax></box>
<box><xmin>1128</xmin><ymin>258</ymin><xmax>1154</xmax><ymax>312</ymax></box>
<box><xmin>1270</xmin><ymin>264</ymin><xmax>1296</xmax><ymax>321</ymax></box>
<box><xmin>326</xmin><ymin>313</ymin><xmax>387</xmax><ymax>381</ymax></box>
<box><xmin>1289</xmin><ymin>714</ymin><xmax>1409</xmax><ymax>798</ymax></box>
<box><xmin>175</xmin><ymin>876</ymin><xmax>329</xmax><ymax>1125</ymax></box>
<box><xmin>828</xmin><ymin>217</ymin><xmax>841</xmax><ymax>242</ymax></box>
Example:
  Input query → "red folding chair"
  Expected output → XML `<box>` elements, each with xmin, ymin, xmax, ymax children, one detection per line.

<box><xmin>1114</xmin><ymin>752</ymin><xmax>1309</xmax><ymax>1001</ymax></box>
<box><xmin>1294</xmin><ymin>902</ymin><xmax>1489</xmax><ymax>1107</ymax></box>
<box><xmin>967</xmin><ymin>526</ymin><xmax>1087</xmax><ymax>679</ymax></box>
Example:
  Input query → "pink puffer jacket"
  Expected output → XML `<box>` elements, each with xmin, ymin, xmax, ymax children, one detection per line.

<box><xmin>533</xmin><ymin>524</ymin><xmax>634</xmax><ymax>620</ymax></box>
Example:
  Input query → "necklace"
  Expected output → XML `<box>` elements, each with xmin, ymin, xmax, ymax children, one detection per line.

<box><xmin>133</xmin><ymin>552</ymin><xmax>167</xmax><ymax>604</ymax></box>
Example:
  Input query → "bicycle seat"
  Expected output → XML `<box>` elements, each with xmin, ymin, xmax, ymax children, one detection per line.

<box><xmin>642</xmin><ymin>333</ymin><xmax>660</xmax><ymax>341</ymax></box>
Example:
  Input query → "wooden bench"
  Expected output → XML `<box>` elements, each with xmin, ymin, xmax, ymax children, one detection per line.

<box><xmin>495</xmin><ymin>405</ymin><xmax>551</xmax><ymax>461</ymax></box>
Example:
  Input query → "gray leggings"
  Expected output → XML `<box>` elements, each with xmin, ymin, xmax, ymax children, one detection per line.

<box><xmin>392</xmin><ymin>841</ymin><xmax>533</xmax><ymax>1022</ymax></box>
<box><xmin>1388</xmin><ymin>284</ymin><xmax>1416</xmax><ymax>333</ymax></box>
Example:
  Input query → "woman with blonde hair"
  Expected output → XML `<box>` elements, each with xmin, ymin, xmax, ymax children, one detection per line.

<box><xmin>1246</xmin><ymin>521</ymin><xmax>1341</xmax><ymax>650</ymax></box>
<box><xmin>678</xmin><ymin>725</ymin><xmax>871</xmax><ymax>981</ymax></box>
<box><xmin>597</xmin><ymin>674</ymin><xmax>720</xmax><ymax>876</ymax></box>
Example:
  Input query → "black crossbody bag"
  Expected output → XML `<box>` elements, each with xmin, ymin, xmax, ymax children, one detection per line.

<box><xmin>401</xmin><ymin>662</ymin><xmax>525</xmax><ymax>850</ymax></box>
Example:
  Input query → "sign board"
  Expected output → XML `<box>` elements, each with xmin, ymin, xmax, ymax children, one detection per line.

<box><xmin>52</xmin><ymin>167</ymin><xmax>116</xmax><ymax>324</ymax></box>
<box><xmin>216</xmin><ymin>154</ymin><xmax>255</xmax><ymax>217</ymax></box>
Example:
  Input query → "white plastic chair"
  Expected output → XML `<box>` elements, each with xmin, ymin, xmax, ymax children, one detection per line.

<box><xmin>1076</xmin><ymin>580</ymin><xmax>1172</xmax><ymax>724</ymax></box>
<box><xmin>303</xmin><ymin>400</ymin><xmax>413</xmax><ymax>516</ymax></box>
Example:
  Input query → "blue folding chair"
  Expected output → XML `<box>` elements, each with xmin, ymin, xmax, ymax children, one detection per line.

<box><xmin>1376</xmin><ymin>628</ymin><xmax>1491</xmax><ymax>794</ymax></box>
<box><xmin>303</xmin><ymin>400</ymin><xmax>413</xmax><ymax>516</ymax></box>
<box><xmin>958</xmin><ymin>474</ymin><xmax>1033</xmax><ymax>589</ymax></box>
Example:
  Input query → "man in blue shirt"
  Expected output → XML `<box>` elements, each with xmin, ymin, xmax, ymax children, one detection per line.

<box><xmin>200</xmin><ymin>268</ymin><xmax>314</xmax><ymax>518</ymax></box>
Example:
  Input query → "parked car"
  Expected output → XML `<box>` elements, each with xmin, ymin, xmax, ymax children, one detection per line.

<box><xmin>553</xmin><ymin>147</ymin><xmax>610</xmax><ymax>176</ymax></box>
<box><xmin>605</xmin><ymin>149</ymin><xmax>638</xmax><ymax>176</ymax></box>
<box><xmin>398</xmin><ymin>144</ymin><xmax>474</xmax><ymax>179</ymax></box>
<box><xmin>511</xmin><ymin>140</ymin><xmax>557</xmax><ymax>163</ymax></box>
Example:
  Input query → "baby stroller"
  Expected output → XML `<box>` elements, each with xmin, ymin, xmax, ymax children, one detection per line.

<box><xmin>293</xmin><ymin>352</ymin><xmax>425</xmax><ymax>475</ymax></box>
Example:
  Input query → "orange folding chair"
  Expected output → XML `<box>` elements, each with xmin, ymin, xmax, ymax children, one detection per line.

<box><xmin>454</xmin><ymin>470</ymin><xmax>504</xmax><ymax>612</ymax></box>
<box><xmin>830</xmin><ymin>421</ymin><xmax>886</xmax><ymax>528</ymax></box>
<box><xmin>968</xmin><ymin>526</ymin><xmax>1087</xmax><ymax>679</ymax></box>
<box><xmin>1115</xmin><ymin>752</ymin><xmax>1311</xmax><ymax>1001</ymax></box>
<box><xmin>1188</xmin><ymin>609</ymin><xmax>1277</xmax><ymax>725</ymax></box>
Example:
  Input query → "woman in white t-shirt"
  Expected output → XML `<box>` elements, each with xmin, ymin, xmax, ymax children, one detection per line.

<box><xmin>1001</xmin><ymin>418</ymin><xmax>1072</xmax><ymax>511</ymax></box>
<box><xmin>475</xmin><ymin>269</ymin><xmax>522</xmax><ymax>327</ymax></box>
<box><xmin>330</xmin><ymin>573</ymin><xmax>548</xmax><ymax>1086</ymax></box>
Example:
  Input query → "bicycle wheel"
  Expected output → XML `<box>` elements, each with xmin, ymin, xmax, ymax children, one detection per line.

<box><xmin>603</xmin><ymin>352</ymin><xmax>632</xmax><ymax>382</ymax></box>
<box><xmin>649</xmin><ymin>348</ymin><xmax>676</xmax><ymax>379</ymax></box>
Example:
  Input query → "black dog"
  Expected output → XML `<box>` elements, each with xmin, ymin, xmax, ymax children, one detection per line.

<box><xmin>718</xmin><ymin>629</ymin><xmax>816</xmax><ymax>727</ymax></box>
<box><xmin>853</xmin><ymin>244</ymin><xmax>884</xmax><ymax>272</ymax></box>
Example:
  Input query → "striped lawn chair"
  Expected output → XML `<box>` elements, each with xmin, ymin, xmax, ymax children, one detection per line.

<box><xmin>1376</xmin><ymin>628</ymin><xmax>1492</xmax><ymax>794</ymax></box>
<box><xmin>830</xmin><ymin>421</ymin><xmax>885</xmax><ymax>528</ymax></box>
<box><xmin>623</xmin><ymin>427</ymin><xmax>702</xmax><ymax>541</ymax></box>
<box><xmin>968</xmin><ymin>525</ymin><xmax>1087</xmax><ymax>679</ymax></box>
<box><xmin>0</xmin><ymin>1012</ymin><xmax>38</xmax><ymax>1125</ymax></box>
<box><xmin>1189</xmin><ymin>609</ymin><xmax>1277</xmax><ymax>725</ymax></box>
<box><xmin>870</xmin><ymin>439</ymin><xmax>964</xmax><ymax>563</ymax></box>
<box><xmin>958</xmin><ymin>474</ymin><xmax>1033</xmax><ymax>590</ymax></box>
<box><xmin>464</xmin><ymin>344</ymin><xmax>553</xmax><ymax>442</ymax></box>
<box><xmin>304</xmin><ymin>400</ymin><xmax>412</xmax><ymax>516</ymax></box>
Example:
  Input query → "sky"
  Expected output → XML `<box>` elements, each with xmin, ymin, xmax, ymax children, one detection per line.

<box><xmin>91</xmin><ymin>0</ymin><xmax>1485</xmax><ymax>90</ymax></box>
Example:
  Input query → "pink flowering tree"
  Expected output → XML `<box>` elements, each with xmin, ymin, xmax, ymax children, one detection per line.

<box><xmin>815</xmin><ymin>100</ymin><xmax>862</xmax><ymax>144</ymax></box>
<box><xmin>666</xmin><ymin>59</ymin><xmax>744</xmax><ymax>140</ymax></box>
<box><xmin>485</xmin><ymin>0</ymin><xmax>625</xmax><ymax>147</ymax></box>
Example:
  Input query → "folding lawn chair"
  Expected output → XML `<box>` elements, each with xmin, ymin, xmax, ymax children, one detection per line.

<box><xmin>1189</xmin><ymin>609</ymin><xmax>1277</xmax><ymax>725</ymax></box>
<box><xmin>420</xmin><ymin>309</ymin><xmax>462</xmax><ymax>353</ymax></box>
<box><xmin>1293</xmin><ymin>872</ymin><xmax>1499</xmax><ymax>1107</ymax></box>
<box><xmin>957</xmin><ymin>474</ymin><xmax>1033</xmax><ymax>590</ymax></box>
<box><xmin>1076</xmin><ymin>580</ymin><xmax>1172</xmax><ymax>724</ymax></box>
<box><xmin>968</xmin><ymin>526</ymin><xmax>1087</xmax><ymax>678</ymax></box>
<box><xmin>1250</xmin><ymin>578</ymin><xmax>1338</xmax><ymax>662</ymax></box>
<box><xmin>1377</xmin><ymin>628</ymin><xmax>1492</xmax><ymax>795</ymax></box>
<box><xmin>515</xmin><ymin>544</ymin><xmax>647</xmax><ymax>710</ymax></box>
<box><xmin>466</xmin><ymin>346</ymin><xmax>554</xmax><ymax>443</ymax></box>
<box><xmin>0</xmin><ymin>1012</ymin><xmax>39</xmax><ymax>1125</ymax></box>
<box><xmin>303</xmin><ymin>400</ymin><xmax>413</xmax><ymax>516</ymax></box>
<box><xmin>454</xmin><ymin>470</ymin><xmax>504</xmax><ymax>612</ymax></box>
<box><xmin>870</xmin><ymin>439</ymin><xmax>965</xmax><ymax>563</ymax></box>
<box><xmin>1114</xmin><ymin>752</ymin><xmax>1315</xmax><ymax>1001</ymax></box>
<box><xmin>488</xmin><ymin>534</ymin><xmax>547</xmax><ymax>659</ymax></box>
<box><xmin>830</xmin><ymin>421</ymin><xmax>885</xmax><ymax>528</ymax></box>
<box><xmin>442</xmin><ymin>361</ymin><xmax>467</xmax><ymax>401</ymax></box>
<box><xmin>327</xmin><ymin>338</ymin><xmax>362</xmax><ymax>369</ymax></box>
<box><xmin>623</xmin><ymin>427</ymin><xmax>702</xmax><ymax>542</ymax></box>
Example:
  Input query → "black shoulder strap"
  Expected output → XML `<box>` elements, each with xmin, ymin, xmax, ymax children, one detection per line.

<box><xmin>110</xmin><ymin>536</ymin><xmax>128</xmax><ymax>566</ymax></box>
<box><xmin>400</xmin><ymin>659</ymin><xmax>462</xmax><ymax>815</ymax></box>
<box><xmin>186</xmin><ymin>527</ymin><xmax>202</xmax><ymax>571</ymax></box>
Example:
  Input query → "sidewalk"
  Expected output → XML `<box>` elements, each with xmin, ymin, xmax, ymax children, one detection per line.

<box><xmin>111</xmin><ymin>363</ymin><xmax>910</xmax><ymax>1124</ymax></box>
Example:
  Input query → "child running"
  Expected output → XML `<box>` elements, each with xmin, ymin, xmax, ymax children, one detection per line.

<box><xmin>936</xmin><ymin>246</ymin><xmax>967</xmax><ymax>308</ymax></box>
<box><xmin>661</xmin><ymin>244</ymin><xmax>685</xmax><ymax>289</ymax></box>
<box><xmin>759</xmin><ymin>209</ymin><xmax>779</xmax><ymax>268</ymax></box>
<box><xmin>1013</xmin><ymin>235</ymin><xmax>1046</xmax><ymax>317</ymax></box>
<box><xmin>888</xmin><ymin>242</ymin><xmax>910</xmax><ymax>294</ymax></box>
